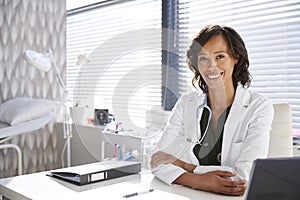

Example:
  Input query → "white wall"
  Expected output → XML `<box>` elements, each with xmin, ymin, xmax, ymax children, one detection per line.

<box><xmin>0</xmin><ymin>0</ymin><xmax>66</xmax><ymax>178</ymax></box>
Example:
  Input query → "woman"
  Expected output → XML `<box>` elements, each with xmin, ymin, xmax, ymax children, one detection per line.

<box><xmin>150</xmin><ymin>24</ymin><xmax>274</xmax><ymax>196</ymax></box>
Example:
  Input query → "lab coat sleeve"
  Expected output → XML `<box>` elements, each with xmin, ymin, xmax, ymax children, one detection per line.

<box><xmin>152</xmin><ymin>164</ymin><xmax>186</xmax><ymax>186</ymax></box>
<box><xmin>151</xmin><ymin>95</ymin><xmax>190</xmax><ymax>185</ymax></box>
<box><xmin>193</xmin><ymin>165</ymin><xmax>233</xmax><ymax>174</ymax></box>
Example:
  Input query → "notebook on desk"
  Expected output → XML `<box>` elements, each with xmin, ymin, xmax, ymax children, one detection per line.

<box><xmin>47</xmin><ymin>161</ymin><xmax>141</xmax><ymax>186</ymax></box>
<box><xmin>244</xmin><ymin>157</ymin><xmax>300</xmax><ymax>200</ymax></box>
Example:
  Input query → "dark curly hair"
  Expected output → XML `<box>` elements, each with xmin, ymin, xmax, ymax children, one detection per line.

<box><xmin>186</xmin><ymin>24</ymin><xmax>251</xmax><ymax>93</ymax></box>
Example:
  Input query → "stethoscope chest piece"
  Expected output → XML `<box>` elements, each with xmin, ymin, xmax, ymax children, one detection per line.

<box><xmin>217</xmin><ymin>153</ymin><xmax>221</xmax><ymax>162</ymax></box>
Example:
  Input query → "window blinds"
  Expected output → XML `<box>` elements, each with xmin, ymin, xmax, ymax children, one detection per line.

<box><xmin>177</xmin><ymin>0</ymin><xmax>300</xmax><ymax>129</ymax></box>
<box><xmin>66</xmin><ymin>0</ymin><xmax>162</xmax><ymax>132</ymax></box>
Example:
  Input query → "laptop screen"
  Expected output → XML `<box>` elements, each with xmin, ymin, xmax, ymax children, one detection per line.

<box><xmin>244</xmin><ymin>157</ymin><xmax>300</xmax><ymax>200</ymax></box>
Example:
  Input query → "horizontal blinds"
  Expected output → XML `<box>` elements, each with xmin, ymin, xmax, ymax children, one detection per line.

<box><xmin>178</xmin><ymin>0</ymin><xmax>300</xmax><ymax>129</ymax></box>
<box><xmin>66</xmin><ymin>0</ymin><xmax>162</xmax><ymax>132</ymax></box>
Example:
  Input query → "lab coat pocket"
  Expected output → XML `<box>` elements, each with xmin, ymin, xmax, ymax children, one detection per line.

<box><xmin>230</xmin><ymin>142</ymin><xmax>243</xmax><ymax>162</ymax></box>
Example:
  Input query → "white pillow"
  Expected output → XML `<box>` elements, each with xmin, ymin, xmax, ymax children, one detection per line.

<box><xmin>0</xmin><ymin>97</ymin><xmax>58</xmax><ymax>125</ymax></box>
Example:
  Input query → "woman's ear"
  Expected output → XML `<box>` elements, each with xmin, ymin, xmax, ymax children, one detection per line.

<box><xmin>234</xmin><ymin>58</ymin><xmax>239</xmax><ymax>64</ymax></box>
<box><xmin>234</xmin><ymin>55</ymin><xmax>240</xmax><ymax>64</ymax></box>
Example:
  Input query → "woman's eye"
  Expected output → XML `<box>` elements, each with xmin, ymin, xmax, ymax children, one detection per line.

<box><xmin>216</xmin><ymin>55</ymin><xmax>225</xmax><ymax>60</ymax></box>
<box><xmin>199</xmin><ymin>57</ymin><xmax>208</xmax><ymax>62</ymax></box>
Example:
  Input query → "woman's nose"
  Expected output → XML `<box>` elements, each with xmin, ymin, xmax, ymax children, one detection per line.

<box><xmin>207</xmin><ymin>60</ymin><xmax>217</xmax><ymax>70</ymax></box>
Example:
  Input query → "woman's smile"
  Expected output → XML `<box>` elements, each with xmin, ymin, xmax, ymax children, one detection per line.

<box><xmin>206</xmin><ymin>72</ymin><xmax>223</xmax><ymax>80</ymax></box>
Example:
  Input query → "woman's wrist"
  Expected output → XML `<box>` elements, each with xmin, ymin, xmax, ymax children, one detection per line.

<box><xmin>174</xmin><ymin>172</ymin><xmax>203</xmax><ymax>190</ymax></box>
<box><xmin>172</xmin><ymin>159</ymin><xmax>196</xmax><ymax>173</ymax></box>
<box><xmin>184</xmin><ymin>162</ymin><xmax>196</xmax><ymax>173</ymax></box>
<box><xmin>171</xmin><ymin>159</ymin><xmax>185</xmax><ymax>168</ymax></box>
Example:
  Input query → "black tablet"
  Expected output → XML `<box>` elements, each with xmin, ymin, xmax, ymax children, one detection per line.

<box><xmin>245</xmin><ymin>157</ymin><xmax>300</xmax><ymax>200</ymax></box>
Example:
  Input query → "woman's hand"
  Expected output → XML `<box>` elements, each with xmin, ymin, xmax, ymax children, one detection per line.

<box><xmin>150</xmin><ymin>151</ymin><xmax>196</xmax><ymax>172</ymax></box>
<box><xmin>183</xmin><ymin>170</ymin><xmax>247</xmax><ymax>196</ymax></box>
<box><xmin>151</xmin><ymin>152</ymin><xmax>246</xmax><ymax>196</ymax></box>
<box><xmin>150</xmin><ymin>151</ymin><xmax>178</xmax><ymax>168</ymax></box>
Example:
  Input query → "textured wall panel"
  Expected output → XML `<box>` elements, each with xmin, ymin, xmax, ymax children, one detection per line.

<box><xmin>0</xmin><ymin>0</ymin><xmax>66</xmax><ymax>178</ymax></box>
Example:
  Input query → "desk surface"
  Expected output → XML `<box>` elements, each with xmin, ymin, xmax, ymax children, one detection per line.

<box><xmin>0</xmin><ymin>167</ymin><xmax>244</xmax><ymax>200</ymax></box>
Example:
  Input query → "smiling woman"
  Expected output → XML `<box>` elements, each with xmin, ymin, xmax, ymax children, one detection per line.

<box><xmin>197</xmin><ymin>35</ymin><xmax>237</xmax><ymax>96</ymax></box>
<box><xmin>187</xmin><ymin>25</ymin><xmax>251</xmax><ymax>95</ymax></box>
<box><xmin>150</xmin><ymin>24</ymin><xmax>274</xmax><ymax>196</ymax></box>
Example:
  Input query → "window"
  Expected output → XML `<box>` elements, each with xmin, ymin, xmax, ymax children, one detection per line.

<box><xmin>67</xmin><ymin>0</ymin><xmax>300</xmax><ymax>132</ymax></box>
<box><xmin>66</xmin><ymin>0</ymin><xmax>162</xmax><ymax>133</ymax></box>
<box><xmin>176</xmin><ymin>0</ymin><xmax>300</xmax><ymax>130</ymax></box>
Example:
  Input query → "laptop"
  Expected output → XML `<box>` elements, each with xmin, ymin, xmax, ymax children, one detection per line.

<box><xmin>244</xmin><ymin>157</ymin><xmax>300</xmax><ymax>200</ymax></box>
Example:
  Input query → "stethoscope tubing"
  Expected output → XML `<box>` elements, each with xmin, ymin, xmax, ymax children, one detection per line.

<box><xmin>187</xmin><ymin>95</ymin><xmax>212</xmax><ymax>145</ymax></box>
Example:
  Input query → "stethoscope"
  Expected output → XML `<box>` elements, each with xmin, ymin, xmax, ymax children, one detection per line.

<box><xmin>186</xmin><ymin>95</ymin><xmax>224</xmax><ymax>162</ymax></box>
<box><xmin>186</xmin><ymin>94</ymin><xmax>212</xmax><ymax>146</ymax></box>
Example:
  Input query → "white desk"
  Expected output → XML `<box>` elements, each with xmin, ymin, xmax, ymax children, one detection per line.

<box><xmin>0</xmin><ymin>167</ymin><xmax>244</xmax><ymax>200</ymax></box>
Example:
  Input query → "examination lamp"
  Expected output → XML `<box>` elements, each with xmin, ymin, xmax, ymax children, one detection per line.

<box><xmin>23</xmin><ymin>49</ymin><xmax>72</xmax><ymax>167</ymax></box>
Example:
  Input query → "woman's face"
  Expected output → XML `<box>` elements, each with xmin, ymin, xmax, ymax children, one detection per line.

<box><xmin>197</xmin><ymin>34</ymin><xmax>238</xmax><ymax>92</ymax></box>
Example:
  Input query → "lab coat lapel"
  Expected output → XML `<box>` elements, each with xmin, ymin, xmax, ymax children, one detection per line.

<box><xmin>222</xmin><ymin>85</ymin><xmax>250</xmax><ymax>162</ymax></box>
<box><xmin>185</xmin><ymin>92</ymin><xmax>206</xmax><ymax>164</ymax></box>
<box><xmin>185</xmin><ymin>92</ymin><xmax>205</xmax><ymax>136</ymax></box>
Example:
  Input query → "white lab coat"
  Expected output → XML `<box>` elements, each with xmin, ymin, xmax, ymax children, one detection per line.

<box><xmin>152</xmin><ymin>84</ymin><xmax>274</xmax><ymax>185</ymax></box>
